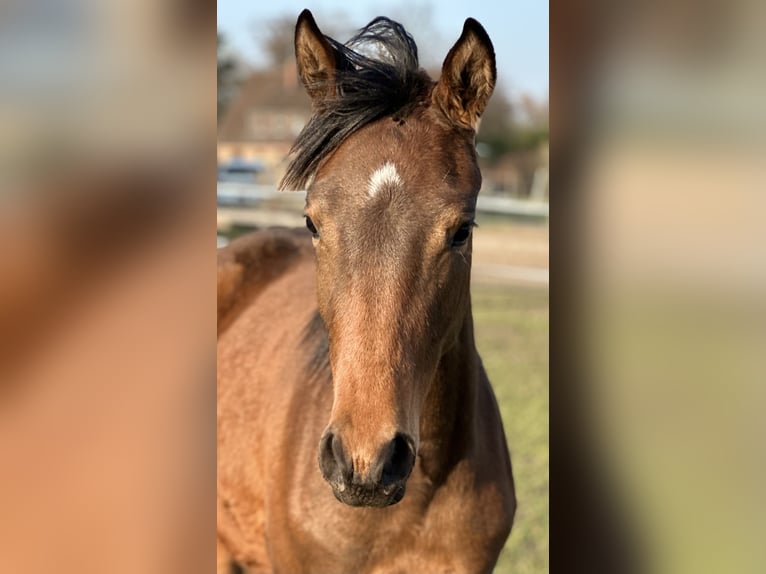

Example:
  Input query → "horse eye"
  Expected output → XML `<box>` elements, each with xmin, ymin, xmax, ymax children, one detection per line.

<box><xmin>305</xmin><ymin>216</ymin><xmax>319</xmax><ymax>238</ymax></box>
<box><xmin>451</xmin><ymin>222</ymin><xmax>473</xmax><ymax>247</ymax></box>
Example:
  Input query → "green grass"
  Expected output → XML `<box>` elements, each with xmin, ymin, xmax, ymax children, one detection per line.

<box><xmin>472</xmin><ymin>284</ymin><xmax>549</xmax><ymax>574</ymax></box>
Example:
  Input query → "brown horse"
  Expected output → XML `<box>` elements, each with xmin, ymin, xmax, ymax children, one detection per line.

<box><xmin>217</xmin><ymin>10</ymin><xmax>515</xmax><ymax>573</ymax></box>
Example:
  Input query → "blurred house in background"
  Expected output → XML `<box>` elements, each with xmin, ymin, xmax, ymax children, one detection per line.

<box><xmin>217</xmin><ymin>31</ymin><xmax>548</xmax><ymax>200</ymax></box>
<box><xmin>218</xmin><ymin>62</ymin><xmax>311</xmax><ymax>184</ymax></box>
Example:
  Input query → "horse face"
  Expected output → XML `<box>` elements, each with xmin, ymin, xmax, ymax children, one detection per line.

<box><xmin>293</xmin><ymin>10</ymin><xmax>495</xmax><ymax>507</ymax></box>
<box><xmin>305</xmin><ymin>115</ymin><xmax>482</xmax><ymax>506</ymax></box>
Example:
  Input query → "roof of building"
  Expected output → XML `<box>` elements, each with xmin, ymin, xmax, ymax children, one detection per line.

<box><xmin>218</xmin><ymin>64</ymin><xmax>312</xmax><ymax>143</ymax></box>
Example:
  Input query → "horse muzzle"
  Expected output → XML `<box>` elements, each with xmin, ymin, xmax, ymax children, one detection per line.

<box><xmin>318</xmin><ymin>430</ymin><xmax>416</xmax><ymax>507</ymax></box>
<box><xmin>330</xmin><ymin>478</ymin><xmax>407</xmax><ymax>507</ymax></box>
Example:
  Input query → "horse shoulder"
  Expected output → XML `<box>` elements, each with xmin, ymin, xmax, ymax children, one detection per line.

<box><xmin>217</xmin><ymin>227</ymin><xmax>321</xmax><ymax>573</ymax></box>
<box><xmin>217</xmin><ymin>228</ymin><xmax>313</xmax><ymax>334</ymax></box>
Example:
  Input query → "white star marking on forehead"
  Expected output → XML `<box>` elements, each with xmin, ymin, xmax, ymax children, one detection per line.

<box><xmin>367</xmin><ymin>162</ymin><xmax>403</xmax><ymax>198</ymax></box>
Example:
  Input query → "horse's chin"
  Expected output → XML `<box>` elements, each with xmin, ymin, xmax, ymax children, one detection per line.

<box><xmin>330</xmin><ymin>482</ymin><xmax>406</xmax><ymax>508</ymax></box>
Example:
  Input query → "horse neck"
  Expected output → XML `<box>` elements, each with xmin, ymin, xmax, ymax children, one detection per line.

<box><xmin>418</xmin><ymin>300</ymin><xmax>479</xmax><ymax>482</ymax></box>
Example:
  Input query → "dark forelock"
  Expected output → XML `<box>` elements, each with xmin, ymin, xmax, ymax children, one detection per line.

<box><xmin>279</xmin><ymin>17</ymin><xmax>434</xmax><ymax>191</ymax></box>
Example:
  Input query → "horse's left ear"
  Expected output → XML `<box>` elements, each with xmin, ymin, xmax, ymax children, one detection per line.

<box><xmin>433</xmin><ymin>18</ymin><xmax>496</xmax><ymax>131</ymax></box>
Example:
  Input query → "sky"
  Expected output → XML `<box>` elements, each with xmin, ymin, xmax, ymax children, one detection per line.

<box><xmin>217</xmin><ymin>0</ymin><xmax>548</xmax><ymax>101</ymax></box>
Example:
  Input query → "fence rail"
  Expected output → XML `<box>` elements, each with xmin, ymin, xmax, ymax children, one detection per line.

<box><xmin>217</xmin><ymin>183</ymin><xmax>549</xmax><ymax>218</ymax></box>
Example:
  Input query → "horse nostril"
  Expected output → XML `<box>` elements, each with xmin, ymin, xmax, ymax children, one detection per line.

<box><xmin>318</xmin><ymin>431</ymin><xmax>336</xmax><ymax>480</ymax></box>
<box><xmin>318</xmin><ymin>431</ymin><xmax>352</xmax><ymax>482</ymax></box>
<box><xmin>381</xmin><ymin>433</ymin><xmax>416</xmax><ymax>487</ymax></box>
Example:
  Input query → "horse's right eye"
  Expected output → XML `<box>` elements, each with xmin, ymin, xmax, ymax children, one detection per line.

<box><xmin>305</xmin><ymin>216</ymin><xmax>319</xmax><ymax>238</ymax></box>
<box><xmin>451</xmin><ymin>222</ymin><xmax>474</xmax><ymax>247</ymax></box>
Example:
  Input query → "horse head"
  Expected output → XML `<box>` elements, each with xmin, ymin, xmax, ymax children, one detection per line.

<box><xmin>285</xmin><ymin>9</ymin><xmax>495</xmax><ymax>507</ymax></box>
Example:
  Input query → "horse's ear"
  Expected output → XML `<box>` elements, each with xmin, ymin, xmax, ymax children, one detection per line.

<box><xmin>295</xmin><ymin>9</ymin><xmax>340</xmax><ymax>105</ymax></box>
<box><xmin>433</xmin><ymin>18</ymin><xmax>496</xmax><ymax>131</ymax></box>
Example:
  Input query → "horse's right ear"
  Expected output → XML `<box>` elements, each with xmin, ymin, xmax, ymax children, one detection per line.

<box><xmin>295</xmin><ymin>9</ymin><xmax>339</xmax><ymax>105</ymax></box>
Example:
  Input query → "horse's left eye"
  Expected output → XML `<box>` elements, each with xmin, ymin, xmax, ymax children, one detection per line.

<box><xmin>451</xmin><ymin>222</ymin><xmax>473</xmax><ymax>247</ymax></box>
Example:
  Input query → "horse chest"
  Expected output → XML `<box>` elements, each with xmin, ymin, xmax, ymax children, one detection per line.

<box><xmin>274</xmin><ymin>469</ymin><xmax>510</xmax><ymax>574</ymax></box>
<box><xmin>365</xmin><ymin>507</ymin><xmax>505</xmax><ymax>574</ymax></box>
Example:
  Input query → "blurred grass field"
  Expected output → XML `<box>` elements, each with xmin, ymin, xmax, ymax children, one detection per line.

<box><xmin>472</xmin><ymin>284</ymin><xmax>549</xmax><ymax>574</ymax></box>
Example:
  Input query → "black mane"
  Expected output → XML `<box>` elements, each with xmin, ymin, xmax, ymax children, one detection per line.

<box><xmin>280</xmin><ymin>17</ymin><xmax>433</xmax><ymax>191</ymax></box>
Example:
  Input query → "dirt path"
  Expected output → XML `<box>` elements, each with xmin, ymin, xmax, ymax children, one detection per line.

<box><xmin>472</xmin><ymin>223</ymin><xmax>549</xmax><ymax>286</ymax></box>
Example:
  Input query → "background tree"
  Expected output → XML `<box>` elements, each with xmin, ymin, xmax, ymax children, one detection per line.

<box><xmin>218</xmin><ymin>32</ymin><xmax>240</xmax><ymax>121</ymax></box>
<box><xmin>477</xmin><ymin>89</ymin><xmax>517</xmax><ymax>162</ymax></box>
<box><xmin>251</xmin><ymin>16</ymin><xmax>296</xmax><ymax>68</ymax></box>
<box><xmin>252</xmin><ymin>14</ymin><xmax>350</xmax><ymax>69</ymax></box>
<box><xmin>477</xmin><ymin>89</ymin><xmax>549</xmax><ymax>164</ymax></box>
